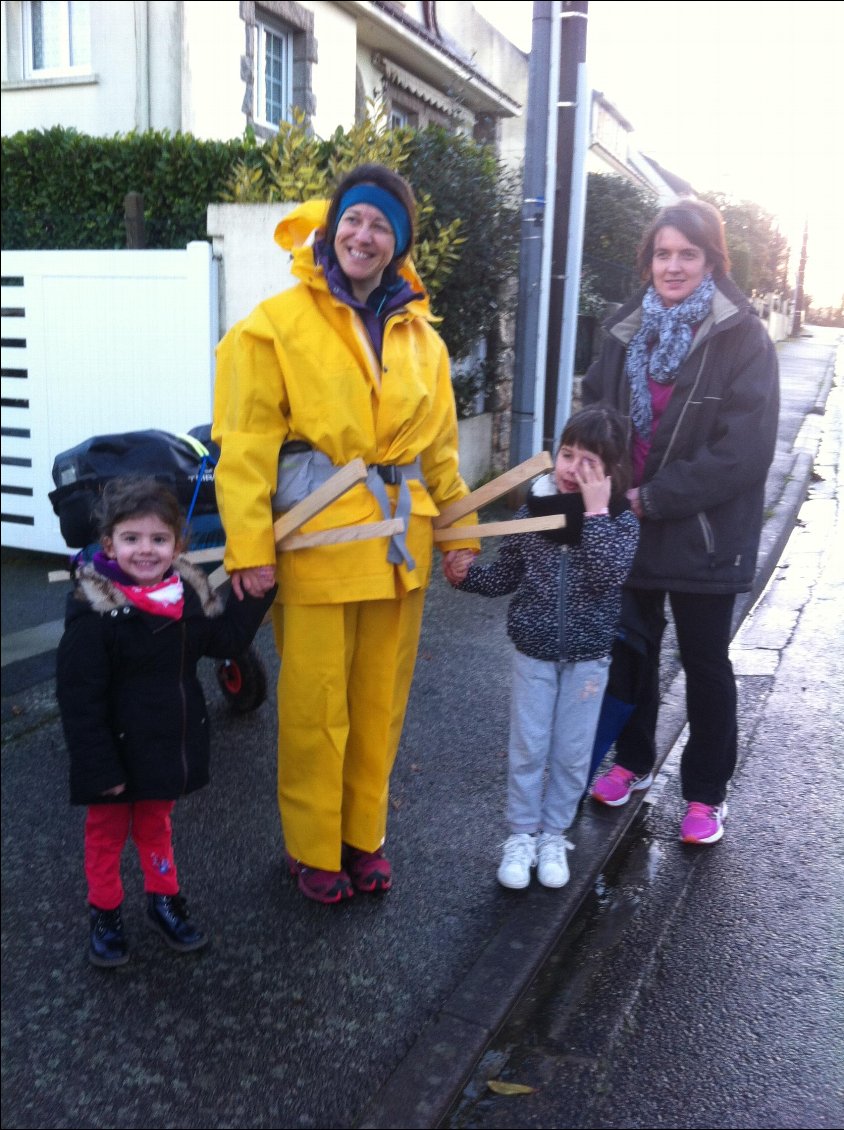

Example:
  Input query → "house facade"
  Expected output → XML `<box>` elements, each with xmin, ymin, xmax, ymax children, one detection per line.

<box><xmin>1</xmin><ymin>1</ymin><xmax>527</xmax><ymax>165</ymax></box>
<box><xmin>0</xmin><ymin>2</ymin><xmax>529</xmax><ymax>552</ymax></box>
<box><xmin>586</xmin><ymin>89</ymin><xmax>692</xmax><ymax>204</ymax></box>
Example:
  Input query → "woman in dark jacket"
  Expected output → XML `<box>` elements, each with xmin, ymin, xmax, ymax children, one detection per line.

<box><xmin>57</xmin><ymin>477</ymin><xmax>275</xmax><ymax>965</ymax></box>
<box><xmin>583</xmin><ymin>199</ymin><xmax>779</xmax><ymax>844</ymax></box>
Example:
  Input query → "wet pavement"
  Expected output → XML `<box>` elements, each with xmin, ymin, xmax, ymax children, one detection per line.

<box><xmin>1</xmin><ymin>327</ymin><xmax>841</xmax><ymax>1129</ymax></box>
<box><xmin>441</xmin><ymin>369</ymin><xmax>844</xmax><ymax>1129</ymax></box>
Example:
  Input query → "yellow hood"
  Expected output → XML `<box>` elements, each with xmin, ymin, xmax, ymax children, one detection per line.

<box><xmin>274</xmin><ymin>198</ymin><xmax>329</xmax><ymax>252</ymax></box>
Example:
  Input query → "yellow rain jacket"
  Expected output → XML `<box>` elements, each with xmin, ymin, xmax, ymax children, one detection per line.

<box><xmin>212</xmin><ymin>199</ymin><xmax>478</xmax><ymax>604</ymax></box>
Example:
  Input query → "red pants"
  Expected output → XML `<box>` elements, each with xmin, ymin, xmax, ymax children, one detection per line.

<box><xmin>84</xmin><ymin>800</ymin><xmax>179</xmax><ymax>910</ymax></box>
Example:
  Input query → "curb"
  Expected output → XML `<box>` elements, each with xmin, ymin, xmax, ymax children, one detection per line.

<box><xmin>357</xmin><ymin>399</ymin><xmax>825</xmax><ymax>1130</ymax></box>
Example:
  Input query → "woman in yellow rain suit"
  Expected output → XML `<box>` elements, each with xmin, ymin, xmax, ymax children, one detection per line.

<box><xmin>212</xmin><ymin>164</ymin><xmax>478</xmax><ymax>903</ymax></box>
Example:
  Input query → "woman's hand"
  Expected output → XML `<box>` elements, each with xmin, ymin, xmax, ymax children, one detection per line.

<box><xmin>442</xmin><ymin>549</ymin><xmax>477</xmax><ymax>587</ymax></box>
<box><xmin>576</xmin><ymin>460</ymin><xmax>612</xmax><ymax>514</ymax></box>
<box><xmin>231</xmin><ymin>566</ymin><xmax>276</xmax><ymax>601</ymax></box>
<box><xmin>101</xmin><ymin>784</ymin><xmax>126</xmax><ymax>797</ymax></box>
<box><xmin>626</xmin><ymin>487</ymin><xmax>644</xmax><ymax>519</ymax></box>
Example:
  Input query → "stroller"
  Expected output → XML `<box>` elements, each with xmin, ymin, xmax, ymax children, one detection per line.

<box><xmin>48</xmin><ymin>425</ymin><xmax>269</xmax><ymax>715</ymax></box>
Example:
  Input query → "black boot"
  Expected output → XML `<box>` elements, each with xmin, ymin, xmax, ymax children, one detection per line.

<box><xmin>89</xmin><ymin>904</ymin><xmax>129</xmax><ymax>968</ymax></box>
<box><xmin>146</xmin><ymin>892</ymin><xmax>208</xmax><ymax>953</ymax></box>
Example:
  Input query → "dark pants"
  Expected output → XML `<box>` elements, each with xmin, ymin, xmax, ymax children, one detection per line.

<box><xmin>615</xmin><ymin>588</ymin><xmax>737</xmax><ymax>805</ymax></box>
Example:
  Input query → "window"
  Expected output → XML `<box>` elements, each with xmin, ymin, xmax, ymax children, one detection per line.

<box><xmin>22</xmin><ymin>0</ymin><xmax>91</xmax><ymax>78</ymax></box>
<box><xmin>243</xmin><ymin>3</ymin><xmax>314</xmax><ymax>138</ymax></box>
<box><xmin>388</xmin><ymin>104</ymin><xmax>417</xmax><ymax>130</ymax></box>
<box><xmin>255</xmin><ymin>19</ymin><xmax>292</xmax><ymax>128</ymax></box>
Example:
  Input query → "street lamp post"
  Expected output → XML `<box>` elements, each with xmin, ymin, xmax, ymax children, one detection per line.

<box><xmin>791</xmin><ymin>220</ymin><xmax>808</xmax><ymax>336</ymax></box>
<box><xmin>510</xmin><ymin>2</ymin><xmax>590</xmax><ymax>469</ymax></box>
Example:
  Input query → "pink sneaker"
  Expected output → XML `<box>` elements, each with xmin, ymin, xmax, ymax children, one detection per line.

<box><xmin>343</xmin><ymin>845</ymin><xmax>392</xmax><ymax>894</ymax></box>
<box><xmin>591</xmin><ymin>764</ymin><xmax>654</xmax><ymax>807</ymax></box>
<box><xmin>680</xmin><ymin>801</ymin><xmax>728</xmax><ymax>844</ymax></box>
<box><xmin>285</xmin><ymin>853</ymin><xmax>354</xmax><ymax>904</ymax></box>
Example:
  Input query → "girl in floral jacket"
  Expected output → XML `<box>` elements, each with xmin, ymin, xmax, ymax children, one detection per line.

<box><xmin>448</xmin><ymin>405</ymin><xmax>639</xmax><ymax>890</ymax></box>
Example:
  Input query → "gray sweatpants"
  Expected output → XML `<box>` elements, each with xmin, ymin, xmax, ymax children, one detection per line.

<box><xmin>506</xmin><ymin>648</ymin><xmax>610</xmax><ymax>835</ymax></box>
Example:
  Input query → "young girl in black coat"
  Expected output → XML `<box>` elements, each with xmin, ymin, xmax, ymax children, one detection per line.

<box><xmin>56</xmin><ymin>477</ymin><xmax>276</xmax><ymax>967</ymax></box>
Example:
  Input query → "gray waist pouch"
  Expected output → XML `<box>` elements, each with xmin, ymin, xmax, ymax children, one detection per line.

<box><xmin>272</xmin><ymin>442</ymin><xmax>327</xmax><ymax>512</ymax></box>
<box><xmin>273</xmin><ymin>443</ymin><xmax>425</xmax><ymax>571</ymax></box>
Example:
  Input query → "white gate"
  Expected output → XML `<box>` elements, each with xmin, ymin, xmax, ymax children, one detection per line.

<box><xmin>1</xmin><ymin>243</ymin><xmax>219</xmax><ymax>555</ymax></box>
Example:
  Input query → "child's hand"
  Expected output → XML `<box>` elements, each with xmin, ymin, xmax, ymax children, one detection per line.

<box><xmin>576</xmin><ymin>460</ymin><xmax>611</xmax><ymax>514</ymax></box>
<box><xmin>442</xmin><ymin>549</ymin><xmax>476</xmax><ymax>586</ymax></box>
<box><xmin>101</xmin><ymin>783</ymin><xmax>126</xmax><ymax>797</ymax></box>
<box><xmin>231</xmin><ymin>565</ymin><xmax>276</xmax><ymax>601</ymax></box>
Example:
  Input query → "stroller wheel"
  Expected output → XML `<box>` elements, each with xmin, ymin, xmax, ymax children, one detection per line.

<box><xmin>216</xmin><ymin>647</ymin><xmax>268</xmax><ymax>714</ymax></box>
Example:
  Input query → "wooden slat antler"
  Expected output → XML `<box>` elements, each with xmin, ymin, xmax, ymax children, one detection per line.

<box><xmin>208</xmin><ymin>458</ymin><xmax>400</xmax><ymax>589</ymax></box>
<box><xmin>433</xmin><ymin>451</ymin><xmax>564</xmax><ymax>542</ymax></box>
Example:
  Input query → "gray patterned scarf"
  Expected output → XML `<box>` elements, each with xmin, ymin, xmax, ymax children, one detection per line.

<box><xmin>625</xmin><ymin>274</ymin><xmax>715</xmax><ymax>438</ymax></box>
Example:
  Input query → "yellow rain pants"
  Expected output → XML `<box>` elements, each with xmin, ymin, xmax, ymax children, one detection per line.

<box><xmin>272</xmin><ymin>590</ymin><xmax>425</xmax><ymax>871</ymax></box>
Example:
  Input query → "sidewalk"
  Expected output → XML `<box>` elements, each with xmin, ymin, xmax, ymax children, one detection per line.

<box><xmin>358</xmin><ymin>329</ymin><xmax>840</xmax><ymax>1129</ymax></box>
<box><xmin>1</xmin><ymin>328</ymin><xmax>839</xmax><ymax>1130</ymax></box>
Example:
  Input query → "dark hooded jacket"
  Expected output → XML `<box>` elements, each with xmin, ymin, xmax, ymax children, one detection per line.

<box><xmin>57</xmin><ymin>556</ymin><xmax>275</xmax><ymax>805</ymax></box>
<box><xmin>582</xmin><ymin>274</ymin><xmax>779</xmax><ymax>594</ymax></box>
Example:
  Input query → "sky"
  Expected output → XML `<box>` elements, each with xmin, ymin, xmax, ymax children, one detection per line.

<box><xmin>474</xmin><ymin>1</ymin><xmax>844</xmax><ymax>307</ymax></box>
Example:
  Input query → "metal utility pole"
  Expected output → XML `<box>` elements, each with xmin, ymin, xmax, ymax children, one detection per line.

<box><xmin>510</xmin><ymin>2</ymin><xmax>590</xmax><ymax>466</ymax></box>
<box><xmin>510</xmin><ymin>2</ymin><xmax>557</xmax><ymax>467</ymax></box>
<box><xmin>791</xmin><ymin>220</ymin><xmax>808</xmax><ymax>336</ymax></box>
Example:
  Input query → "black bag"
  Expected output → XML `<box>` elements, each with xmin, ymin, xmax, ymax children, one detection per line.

<box><xmin>49</xmin><ymin>427</ymin><xmax>218</xmax><ymax>548</ymax></box>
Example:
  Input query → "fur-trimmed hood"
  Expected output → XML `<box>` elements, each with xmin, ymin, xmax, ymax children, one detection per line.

<box><xmin>69</xmin><ymin>555</ymin><xmax>223</xmax><ymax>620</ymax></box>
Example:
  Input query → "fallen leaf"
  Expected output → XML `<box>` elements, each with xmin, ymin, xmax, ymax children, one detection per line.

<box><xmin>486</xmin><ymin>1079</ymin><xmax>537</xmax><ymax>1096</ymax></box>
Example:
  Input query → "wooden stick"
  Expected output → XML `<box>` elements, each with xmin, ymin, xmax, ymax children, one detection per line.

<box><xmin>49</xmin><ymin>549</ymin><xmax>226</xmax><ymax>582</ymax></box>
<box><xmin>199</xmin><ymin>564</ymin><xmax>228</xmax><ymax>591</ymax></box>
<box><xmin>272</xmin><ymin>457</ymin><xmax>368</xmax><ymax>542</ymax></box>
<box><xmin>433</xmin><ymin>451</ymin><xmax>553</xmax><ymax>528</ymax></box>
<box><xmin>279</xmin><ymin>519</ymin><xmax>404</xmax><ymax>551</ymax></box>
<box><xmin>183</xmin><ymin>547</ymin><xmax>225</xmax><ymax>566</ymax></box>
<box><xmin>208</xmin><ymin>458</ymin><xmax>369</xmax><ymax>590</ymax></box>
<box><xmin>434</xmin><ymin>515</ymin><xmax>565</xmax><ymax>542</ymax></box>
<box><xmin>51</xmin><ymin>547</ymin><xmax>228</xmax><ymax>580</ymax></box>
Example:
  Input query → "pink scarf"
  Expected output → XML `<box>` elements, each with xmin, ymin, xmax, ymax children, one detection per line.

<box><xmin>113</xmin><ymin>573</ymin><xmax>185</xmax><ymax>620</ymax></box>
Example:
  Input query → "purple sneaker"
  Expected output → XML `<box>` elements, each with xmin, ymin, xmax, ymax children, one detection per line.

<box><xmin>343</xmin><ymin>845</ymin><xmax>392</xmax><ymax>894</ymax></box>
<box><xmin>680</xmin><ymin>801</ymin><xmax>728</xmax><ymax>844</ymax></box>
<box><xmin>591</xmin><ymin>764</ymin><xmax>654</xmax><ymax>807</ymax></box>
<box><xmin>285</xmin><ymin>853</ymin><xmax>354</xmax><ymax>904</ymax></box>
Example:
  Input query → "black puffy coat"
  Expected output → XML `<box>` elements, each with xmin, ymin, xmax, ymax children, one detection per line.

<box><xmin>57</xmin><ymin>557</ymin><xmax>275</xmax><ymax>805</ymax></box>
<box><xmin>582</xmin><ymin>276</ymin><xmax>779</xmax><ymax>594</ymax></box>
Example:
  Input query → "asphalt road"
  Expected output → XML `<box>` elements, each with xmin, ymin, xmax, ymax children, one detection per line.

<box><xmin>1</xmin><ymin>328</ymin><xmax>841</xmax><ymax>1130</ymax></box>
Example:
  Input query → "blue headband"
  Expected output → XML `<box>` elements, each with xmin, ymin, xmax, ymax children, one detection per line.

<box><xmin>336</xmin><ymin>184</ymin><xmax>412</xmax><ymax>259</ymax></box>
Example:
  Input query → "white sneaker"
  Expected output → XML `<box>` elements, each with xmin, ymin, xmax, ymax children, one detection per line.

<box><xmin>536</xmin><ymin>833</ymin><xmax>572</xmax><ymax>888</ymax></box>
<box><xmin>497</xmin><ymin>833</ymin><xmax>537</xmax><ymax>889</ymax></box>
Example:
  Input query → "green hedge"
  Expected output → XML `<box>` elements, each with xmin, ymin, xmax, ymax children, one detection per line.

<box><xmin>1</xmin><ymin>127</ymin><xmax>247</xmax><ymax>249</ymax></box>
<box><xmin>1</xmin><ymin>125</ymin><xmax>519</xmax><ymax>400</ymax></box>
<box><xmin>404</xmin><ymin>127</ymin><xmax>519</xmax><ymax>366</ymax></box>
